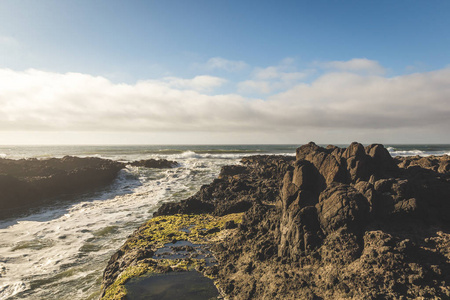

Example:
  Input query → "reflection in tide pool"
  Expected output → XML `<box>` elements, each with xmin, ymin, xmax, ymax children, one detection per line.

<box><xmin>125</xmin><ymin>271</ymin><xmax>219</xmax><ymax>300</ymax></box>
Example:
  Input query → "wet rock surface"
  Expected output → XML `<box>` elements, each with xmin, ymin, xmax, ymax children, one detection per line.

<box><xmin>103</xmin><ymin>143</ymin><xmax>450</xmax><ymax>299</ymax></box>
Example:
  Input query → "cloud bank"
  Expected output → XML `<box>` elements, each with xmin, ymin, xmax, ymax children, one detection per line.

<box><xmin>0</xmin><ymin>59</ymin><xmax>449</xmax><ymax>143</ymax></box>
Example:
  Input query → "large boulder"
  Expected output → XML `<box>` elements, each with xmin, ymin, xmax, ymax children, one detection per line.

<box><xmin>316</xmin><ymin>183</ymin><xmax>369</xmax><ymax>234</ymax></box>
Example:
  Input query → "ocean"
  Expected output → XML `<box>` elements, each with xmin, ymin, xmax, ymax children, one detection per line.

<box><xmin>0</xmin><ymin>144</ymin><xmax>449</xmax><ymax>299</ymax></box>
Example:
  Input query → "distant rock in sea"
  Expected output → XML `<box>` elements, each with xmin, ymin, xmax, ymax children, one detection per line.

<box><xmin>129</xmin><ymin>158</ymin><xmax>178</xmax><ymax>169</ymax></box>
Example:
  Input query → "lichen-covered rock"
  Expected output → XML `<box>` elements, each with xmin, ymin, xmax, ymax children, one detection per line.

<box><xmin>105</xmin><ymin>142</ymin><xmax>450</xmax><ymax>299</ymax></box>
<box><xmin>99</xmin><ymin>213</ymin><xmax>243</xmax><ymax>299</ymax></box>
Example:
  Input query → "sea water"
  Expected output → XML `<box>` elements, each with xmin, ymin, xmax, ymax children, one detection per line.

<box><xmin>0</xmin><ymin>144</ymin><xmax>448</xmax><ymax>299</ymax></box>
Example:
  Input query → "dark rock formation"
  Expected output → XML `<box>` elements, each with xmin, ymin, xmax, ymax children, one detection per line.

<box><xmin>104</xmin><ymin>143</ymin><xmax>449</xmax><ymax>299</ymax></box>
<box><xmin>154</xmin><ymin>155</ymin><xmax>295</xmax><ymax>217</ymax></box>
<box><xmin>129</xmin><ymin>158</ymin><xmax>178</xmax><ymax>169</ymax></box>
<box><xmin>0</xmin><ymin>156</ymin><xmax>124</xmax><ymax>216</ymax></box>
<box><xmin>154</xmin><ymin>142</ymin><xmax>450</xmax><ymax>299</ymax></box>
<box><xmin>395</xmin><ymin>154</ymin><xmax>450</xmax><ymax>174</ymax></box>
<box><xmin>211</xmin><ymin>143</ymin><xmax>450</xmax><ymax>299</ymax></box>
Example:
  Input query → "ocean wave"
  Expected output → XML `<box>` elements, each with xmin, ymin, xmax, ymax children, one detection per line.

<box><xmin>193</xmin><ymin>149</ymin><xmax>264</xmax><ymax>154</ymax></box>
<box><xmin>387</xmin><ymin>149</ymin><xmax>450</xmax><ymax>157</ymax></box>
<box><xmin>166</xmin><ymin>150</ymin><xmax>295</xmax><ymax>161</ymax></box>
<box><xmin>388</xmin><ymin>149</ymin><xmax>426</xmax><ymax>157</ymax></box>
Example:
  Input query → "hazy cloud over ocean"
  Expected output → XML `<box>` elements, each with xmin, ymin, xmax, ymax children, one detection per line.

<box><xmin>1</xmin><ymin>59</ymin><xmax>449</xmax><ymax>143</ymax></box>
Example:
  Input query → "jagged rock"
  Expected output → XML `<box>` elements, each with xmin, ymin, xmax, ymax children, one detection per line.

<box><xmin>214</xmin><ymin>142</ymin><xmax>449</xmax><ymax>298</ymax></box>
<box><xmin>395</xmin><ymin>154</ymin><xmax>450</xmax><ymax>174</ymax></box>
<box><xmin>106</xmin><ymin>142</ymin><xmax>450</xmax><ymax>299</ymax></box>
<box><xmin>218</xmin><ymin>165</ymin><xmax>248</xmax><ymax>179</ymax></box>
<box><xmin>316</xmin><ymin>183</ymin><xmax>369</xmax><ymax>234</ymax></box>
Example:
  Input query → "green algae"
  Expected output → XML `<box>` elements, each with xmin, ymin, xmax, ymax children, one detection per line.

<box><xmin>102</xmin><ymin>261</ymin><xmax>156</xmax><ymax>300</ymax></box>
<box><xmin>126</xmin><ymin>213</ymin><xmax>243</xmax><ymax>250</ymax></box>
<box><xmin>101</xmin><ymin>213</ymin><xmax>242</xmax><ymax>300</ymax></box>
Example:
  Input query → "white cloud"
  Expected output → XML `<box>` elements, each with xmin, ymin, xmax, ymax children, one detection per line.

<box><xmin>238</xmin><ymin>63</ymin><xmax>308</xmax><ymax>94</ymax></box>
<box><xmin>159</xmin><ymin>75</ymin><xmax>226</xmax><ymax>92</ymax></box>
<box><xmin>253</xmin><ymin>67</ymin><xmax>306</xmax><ymax>82</ymax></box>
<box><xmin>205</xmin><ymin>57</ymin><xmax>248</xmax><ymax>72</ymax></box>
<box><xmin>0</xmin><ymin>65</ymin><xmax>449</xmax><ymax>143</ymax></box>
<box><xmin>237</xmin><ymin>80</ymin><xmax>272</xmax><ymax>94</ymax></box>
<box><xmin>319</xmin><ymin>58</ymin><xmax>386</xmax><ymax>75</ymax></box>
<box><xmin>267</xmin><ymin>68</ymin><xmax>450</xmax><ymax>129</ymax></box>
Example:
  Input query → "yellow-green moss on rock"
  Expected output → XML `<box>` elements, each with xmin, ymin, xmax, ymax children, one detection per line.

<box><xmin>101</xmin><ymin>213</ymin><xmax>242</xmax><ymax>300</ymax></box>
<box><xmin>102</xmin><ymin>261</ymin><xmax>156</xmax><ymax>300</ymax></box>
<box><xmin>125</xmin><ymin>213</ymin><xmax>242</xmax><ymax>249</ymax></box>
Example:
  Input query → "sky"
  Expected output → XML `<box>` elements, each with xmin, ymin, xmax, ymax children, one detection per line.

<box><xmin>0</xmin><ymin>0</ymin><xmax>449</xmax><ymax>145</ymax></box>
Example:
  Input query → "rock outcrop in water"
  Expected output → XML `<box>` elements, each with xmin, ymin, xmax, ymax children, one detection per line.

<box><xmin>0</xmin><ymin>156</ymin><xmax>178</xmax><ymax>217</ymax></box>
<box><xmin>102</xmin><ymin>143</ymin><xmax>450</xmax><ymax>299</ymax></box>
<box><xmin>130</xmin><ymin>158</ymin><xmax>178</xmax><ymax>169</ymax></box>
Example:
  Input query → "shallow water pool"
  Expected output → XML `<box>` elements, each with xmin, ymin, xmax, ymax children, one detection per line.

<box><xmin>125</xmin><ymin>271</ymin><xmax>219</xmax><ymax>300</ymax></box>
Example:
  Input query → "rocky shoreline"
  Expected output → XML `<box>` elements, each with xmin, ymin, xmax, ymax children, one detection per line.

<box><xmin>100</xmin><ymin>142</ymin><xmax>449</xmax><ymax>299</ymax></box>
<box><xmin>0</xmin><ymin>157</ymin><xmax>177</xmax><ymax>218</ymax></box>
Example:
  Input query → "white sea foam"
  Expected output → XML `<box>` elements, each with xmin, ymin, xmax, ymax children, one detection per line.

<box><xmin>0</xmin><ymin>281</ymin><xmax>27</xmax><ymax>299</ymax></box>
<box><xmin>388</xmin><ymin>149</ymin><xmax>450</xmax><ymax>157</ymax></box>
<box><xmin>389</xmin><ymin>149</ymin><xmax>426</xmax><ymax>157</ymax></box>
<box><xmin>0</xmin><ymin>152</ymin><xmax>239</xmax><ymax>299</ymax></box>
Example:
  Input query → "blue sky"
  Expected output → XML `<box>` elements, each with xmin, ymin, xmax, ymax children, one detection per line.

<box><xmin>0</xmin><ymin>0</ymin><xmax>449</xmax><ymax>144</ymax></box>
